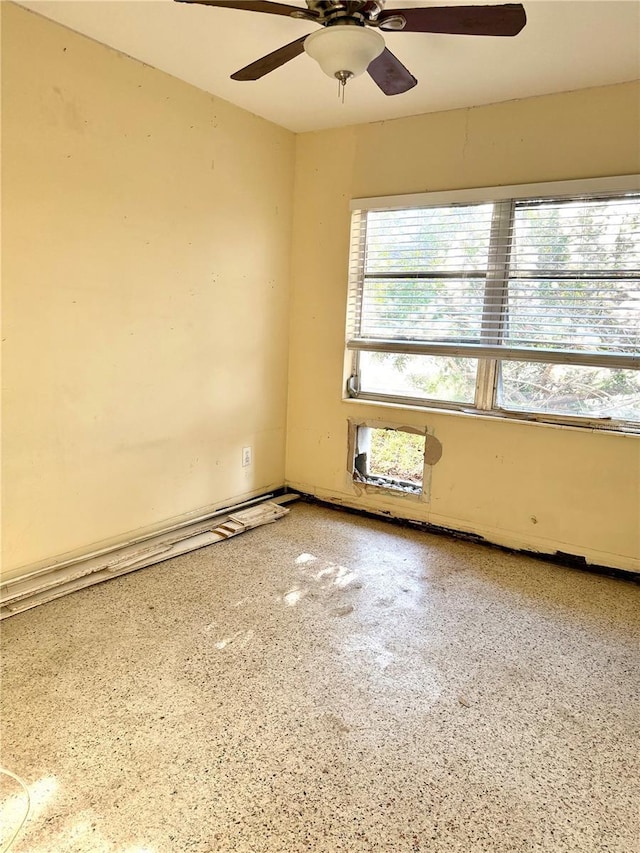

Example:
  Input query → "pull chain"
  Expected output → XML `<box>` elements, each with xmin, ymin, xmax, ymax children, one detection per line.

<box><xmin>335</xmin><ymin>70</ymin><xmax>353</xmax><ymax>103</ymax></box>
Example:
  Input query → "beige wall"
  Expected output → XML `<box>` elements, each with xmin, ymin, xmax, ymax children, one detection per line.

<box><xmin>1</xmin><ymin>4</ymin><xmax>295</xmax><ymax>579</ymax></box>
<box><xmin>286</xmin><ymin>82</ymin><xmax>640</xmax><ymax>572</ymax></box>
<box><xmin>2</xmin><ymin>3</ymin><xmax>638</xmax><ymax>581</ymax></box>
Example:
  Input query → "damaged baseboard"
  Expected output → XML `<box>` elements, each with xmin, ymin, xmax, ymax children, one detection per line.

<box><xmin>296</xmin><ymin>492</ymin><xmax>640</xmax><ymax>584</ymax></box>
<box><xmin>1</xmin><ymin>493</ymin><xmax>298</xmax><ymax>619</ymax></box>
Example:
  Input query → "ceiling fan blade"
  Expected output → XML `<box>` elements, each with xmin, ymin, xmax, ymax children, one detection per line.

<box><xmin>231</xmin><ymin>35</ymin><xmax>308</xmax><ymax>80</ymax></box>
<box><xmin>368</xmin><ymin>48</ymin><xmax>417</xmax><ymax>96</ymax></box>
<box><xmin>174</xmin><ymin>0</ymin><xmax>311</xmax><ymax>18</ymax></box>
<box><xmin>378</xmin><ymin>4</ymin><xmax>526</xmax><ymax>36</ymax></box>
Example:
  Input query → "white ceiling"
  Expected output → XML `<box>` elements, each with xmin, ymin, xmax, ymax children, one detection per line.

<box><xmin>17</xmin><ymin>0</ymin><xmax>640</xmax><ymax>133</ymax></box>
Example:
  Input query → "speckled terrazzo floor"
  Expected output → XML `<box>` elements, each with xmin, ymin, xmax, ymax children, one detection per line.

<box><xmin>1</xmin><ymin>502</ymin><xmax>639</xmax><ymax>853</ymax></box>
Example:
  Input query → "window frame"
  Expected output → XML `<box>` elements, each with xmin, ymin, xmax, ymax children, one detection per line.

<box><xmin>345</xmin><ymin>175</ymin><xmax>640</xmax><ymax>433</ymax></box>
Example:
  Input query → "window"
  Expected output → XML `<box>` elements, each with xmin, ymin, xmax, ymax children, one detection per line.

<box><xmin>346</xmin><ymin>177</ymin><xmax>640</xmax><ymax>430</ymax></box>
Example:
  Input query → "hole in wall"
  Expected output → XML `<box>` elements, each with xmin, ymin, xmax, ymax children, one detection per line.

<box><xmin>353</xmin><ymin>426</ymin><xmax>426</xmax><ymax>495</ymax></box>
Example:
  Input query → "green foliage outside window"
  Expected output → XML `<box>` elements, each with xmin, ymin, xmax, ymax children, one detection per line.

<box><xmin>367</xmin><ymin>429</ymin><xmax>425</xmax><ymax>484</ymax></box>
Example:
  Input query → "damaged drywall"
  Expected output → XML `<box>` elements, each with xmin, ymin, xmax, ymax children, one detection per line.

<box><xmin>346</xmin><ymin>418</ymin><xmax>442</xmax><ymax>501</ymax></box>
<box><xmin>423</xmin><ymin>434</ymin><xmax>443</xmax><ymax>465</ymax></box>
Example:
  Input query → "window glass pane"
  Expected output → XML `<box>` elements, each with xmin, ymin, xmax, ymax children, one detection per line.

<box><xmin>360</xmin><ymin>277</ymin><xmax>486</xmax><ymax>341</ymax></box>
<box><xmin>498</xmin><ymin>361</ymin><xmax>640</xmax><ymax>421</ymax></box>
<box><xmin>507</xmin><ymin>197</ymin><xmax>640</xmax><ymax>354</ymax></box>
<box><xmin>511</xmin><ymin>197</ymin><xmax>640</xmax><ymax>274</ymax></box>
<box><xmin>359</xmin><ymin>204</ymin><xmax>494</xmax><ymax>344</ymax></box>
<box><xmin>358</xmin><ymin>352</ymin><xmax>477</xmax><ymax>404</ymax></box>
<box><xmin>365</xmin><ymin>204</ymin><xmax>494</xmax><ymax>274</ymax></box>
<box><xmin>502</xmin><ymin>277</ymin><xmax>639</xmax><ymax>353</ymax></box>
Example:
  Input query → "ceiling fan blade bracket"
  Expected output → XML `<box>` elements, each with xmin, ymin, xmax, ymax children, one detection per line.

<box><xmin>377</xmin><ymin>15</ymin><xmax>406</xmax><ymax>32</ymax></box>
<box><xmin>291</xmin><ymin>9</ymin><xmax>316</xmax><ymax>20</ymax></box>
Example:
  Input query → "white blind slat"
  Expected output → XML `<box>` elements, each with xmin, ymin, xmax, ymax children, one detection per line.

<box><xmin>347</xmin><ymin>193</ymin><xmax>640</xmax><ymax>359</ymax></box>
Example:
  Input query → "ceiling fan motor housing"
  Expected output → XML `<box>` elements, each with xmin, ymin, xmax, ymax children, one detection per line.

<box><xmin>306</xmin><ymin>0</ymin><xmax>387</xmax><ymax>24</ymax></box>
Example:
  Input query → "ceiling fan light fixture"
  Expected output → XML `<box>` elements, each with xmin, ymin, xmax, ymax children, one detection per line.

<box><xmin>304</xmin><ymin>24</ymin><xmax>385</xmax><ymax>82</ymax></box>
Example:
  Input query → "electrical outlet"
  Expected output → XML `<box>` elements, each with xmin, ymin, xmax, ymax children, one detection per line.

<box><xmin>242</xmin><ymin>446</ymin><xmax>252</xmax><ymax>467</ymax></box>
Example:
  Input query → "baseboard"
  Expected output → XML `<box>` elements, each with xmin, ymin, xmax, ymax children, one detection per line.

<box><xmin>1</xmin><ymin>491</ymin><xmax>296</xmax><ymax>619</ymax></box>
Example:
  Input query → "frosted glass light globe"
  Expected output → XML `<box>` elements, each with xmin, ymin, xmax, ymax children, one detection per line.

<box><xmin>304</xmin><ymin>25</ymin><xmax>385</xmax><ymax>80</ymax></box>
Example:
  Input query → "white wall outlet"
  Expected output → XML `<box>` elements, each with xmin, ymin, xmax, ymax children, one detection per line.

<box><xmin>242</xmin><ymin>446</ymin><xmax>252</xmax><ymax>467</ymax></box>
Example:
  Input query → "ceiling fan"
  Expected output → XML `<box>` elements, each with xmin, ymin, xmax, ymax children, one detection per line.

<box><xmin>174</xmin><ymin>1</ymin><xmax>527</xmax><ymax>97</ymax></box>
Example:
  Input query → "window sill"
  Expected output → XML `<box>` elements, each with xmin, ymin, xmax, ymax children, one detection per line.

<box><xmin>341</xmin><ymin>395</ymin><xmax>640</xmax><ymax>437</ymax></box>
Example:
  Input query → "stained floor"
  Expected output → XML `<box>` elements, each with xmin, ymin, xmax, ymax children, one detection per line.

<box><xmin>1</xmin><ymin>502</ymin><xmax>639</xmax><ymax>853</ymax></box>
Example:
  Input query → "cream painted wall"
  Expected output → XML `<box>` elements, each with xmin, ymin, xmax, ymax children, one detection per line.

<box><xmin>2</xmin><ymin>3</ymin><xmax>638</xmax><ymax>583</ymax></box>
<box><xmin>286</xmin><ymin>82</ymin><xmax>640</xmax><ymax>572</ymax></box>
<box><xmin>1</xmin><ymin>4</ymin><xmax>295</xmax><ymax>579</ymax></box>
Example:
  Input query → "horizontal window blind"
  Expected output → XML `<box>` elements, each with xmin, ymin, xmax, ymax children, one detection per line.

<box><xmin>347</xmin><ymin>191</ymin><xmax>640</xmax><ymax>366</ymax></box>
<box><xmin>348</xmin><ymin>203</ymin><xmax>495</xmax><ymax>344</ymax></box>
<box><xmin>505</xmin><ymin>196</ymin><xmax>639</xmax><ymax>354</ymax></box>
